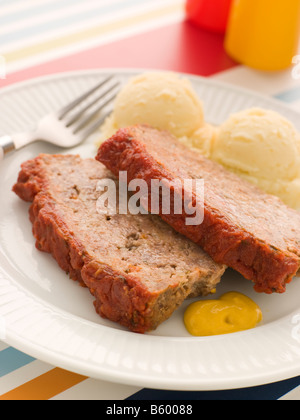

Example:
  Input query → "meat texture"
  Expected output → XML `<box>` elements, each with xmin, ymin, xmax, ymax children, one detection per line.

<box><xmin>97</xmin><ymin>125</ymin><xmax>300</xmax><ymax>294</ymax></box>
<box><xmin>13</xmin><ymin>154</ymin><xmax>225</xmax><ymax>333</ymax></box>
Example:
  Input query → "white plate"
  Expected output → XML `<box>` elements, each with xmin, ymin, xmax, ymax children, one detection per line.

<box><xmin>0</xmin><ymin>69</ymin><xmax>300</xmax><ymax>391</ymax></box>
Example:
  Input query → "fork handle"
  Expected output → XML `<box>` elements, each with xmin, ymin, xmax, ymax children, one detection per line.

<box><xmin>0</xmin><ymin>136</ymin><xmax>16</xmax><ymax>160</ymax></box>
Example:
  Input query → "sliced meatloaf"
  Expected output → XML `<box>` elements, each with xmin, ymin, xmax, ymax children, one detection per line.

<box><xmin>97</xmin><ymin>125</ymin><xmax>300</xmax><ymax>294</ymax></box>
<box><xmin>13</xmin><ymin>154</ymin><xmax>225</xmax><ymax>333</ymax></box>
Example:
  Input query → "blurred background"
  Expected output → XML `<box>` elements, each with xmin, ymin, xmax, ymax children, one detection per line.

<box><xmin>1</xmin><ymin>0</ymin><xmax>300</xmax><ymax>92</ymax></box>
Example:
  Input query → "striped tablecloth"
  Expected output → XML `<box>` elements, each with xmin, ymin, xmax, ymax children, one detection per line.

<box><xmin>1</xmin><ymin>0</ymin><xmax>300</xmax><ymax>401</ymax></box>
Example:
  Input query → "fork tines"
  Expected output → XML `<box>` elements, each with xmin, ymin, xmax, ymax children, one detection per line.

<box><xmin>58</xmin><ymin>75</ymin><xmax>120</xmax><ymax>139</ymax></box>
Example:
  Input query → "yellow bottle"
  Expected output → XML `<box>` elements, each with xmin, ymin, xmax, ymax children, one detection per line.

<box><xmin>225</xmin><ymin>0</ymin><xmax>300</xmax><ymax>71</ymax></box>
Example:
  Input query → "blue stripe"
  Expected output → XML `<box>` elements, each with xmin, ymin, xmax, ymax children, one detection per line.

<box><xmin>127</xmin><ymin>376</ymin><xmax>300</xmax><ymax>401</ymax></box>
<box><xmin>274</xmin><ymin>86</ymin><xmax>300</xmax><ymax>103</ymax></box>
<box><xmin>1</xmin><ymin>0</ymin><xmax>155</xmax><ymax>44</ymax></box>
<box><xmin>0</xmin><ymin>347</ymin><xmax>35</xmax><ymax>377</ymax></box>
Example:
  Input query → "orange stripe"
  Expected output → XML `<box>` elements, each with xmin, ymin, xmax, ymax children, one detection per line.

<box><xmin>0</xmin><ymin>368</ymin><xmax>87</xmax><ymax>400</ymax></box>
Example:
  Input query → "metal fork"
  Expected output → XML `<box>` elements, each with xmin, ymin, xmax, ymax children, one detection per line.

<box><xmin>0</xmin><ymin>75</ymin><xmax>120</xmax><ymax>161</ymax></box>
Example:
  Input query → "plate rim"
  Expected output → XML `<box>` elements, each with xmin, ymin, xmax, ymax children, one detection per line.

<box><xmin>2</xmin><ymin>67</ymin><xmax>300</xmax><ymax>119</ymax></box>
<box><xmin>0</xmin><ymin>68</ymin><xmax>300</xmax><ymax>391</ymax></box>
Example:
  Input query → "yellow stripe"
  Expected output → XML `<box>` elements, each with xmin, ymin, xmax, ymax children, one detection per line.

<box><xmin>5</xmin><ymin>3</ymin><xmax>183</xmax><ymax>64</ymax></box>
<box><xmin>0</xmin><ymin>368</ymin><xmax>87</xmax><ymax>400</ymax></box>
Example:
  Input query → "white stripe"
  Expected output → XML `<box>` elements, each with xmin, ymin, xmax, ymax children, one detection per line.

<box><xmin>1</xmin><ymin>0</ymin><xmax>144</xmax><ymax>35</ymax></box>
<box><xmin>51</xmin><ymin>377</ymin><xmax>141</xmax><ymax>400</ymax></box>
<box><xmin>0</xmin><ymin>360</ymin><xmax>53</xmax><ymax>395</ymax></box>
<box><xmin>211</xmin><ymin>66</ymin><xmax>299</xmax><ymax>97</ymax></box>
<box><xmin>7</xmin><ymin>13</ymin><xmax>183</xmax><ymax>74</ymax></box>
<box><xmin>0</xmin><ymin>342</ymin><xmax>8</xmax><ymax>352</ymax></box>
<box><xmin>5</xmin><ymin>8</ymin><xmax>184</xmax><ymax>74</ymax></box>
<box><xmin>279</xmin><ymin>385</ymin><xmax>300</xmax><ymax>400</ymax></box>
<box><xmin>211</xmin><ymin>65</ymin><xmax>300</xmax><ymax>114</ymax></box>
<box><xmin>285</xmin><ymin>99</ymin><xmax>300</xmax><ymax>112</ymax></box>
<box><xmin>0</xmin><ymin>0</ymin><xmax>57</xmax><ymax>17</ymax></box>
<box><xmin>1</xmin><ymin>0</ymin><xmax>183</xmax><ymax>53</ymax></box>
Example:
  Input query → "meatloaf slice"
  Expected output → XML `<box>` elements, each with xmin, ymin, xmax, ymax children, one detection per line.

<box><xmin>13</xmin><ymin>154</ymin><xmax>225</xmax><ymax>333</ymax></box>
<box><xmin>97</xmin><ymin>125</ymin><xmax>300</xmax><ymax>294</ymax></box>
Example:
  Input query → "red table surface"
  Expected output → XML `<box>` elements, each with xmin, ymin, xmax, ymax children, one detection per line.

<box><xmin>1</xmin><ymin>20</ymin><xmax>238</xmax><ymax>88</ymax></box>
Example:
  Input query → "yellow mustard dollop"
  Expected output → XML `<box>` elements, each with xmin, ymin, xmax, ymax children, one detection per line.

<box><xmin>184</xmin><ymin>292</ymin><xmax>263</xmax><ymax>337</ymax></box>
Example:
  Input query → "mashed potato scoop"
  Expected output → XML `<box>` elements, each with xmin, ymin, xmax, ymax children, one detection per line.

<box><xmin>99</xmin><ymin>72</ymin><xmax>205</xmax><ymax>142</ymax></box>
<box><xmin>212</xmin><ymin>108</ymin><xmax>300</xmax><ymax>209</ymax></box>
